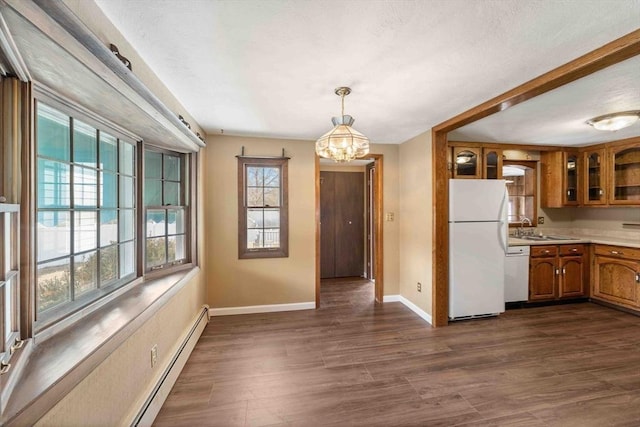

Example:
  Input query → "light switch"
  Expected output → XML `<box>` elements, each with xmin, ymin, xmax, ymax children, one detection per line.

<box><xmin>385</xmin><ymin>212</ymin><xmax>394</xmax><ymax>222</ymax></box>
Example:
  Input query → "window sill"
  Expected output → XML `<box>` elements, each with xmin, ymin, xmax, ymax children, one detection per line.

<box><xmin>1</xmin><ymin>266</ymin><xmax>200</xmax><ymax>426</ymax></box>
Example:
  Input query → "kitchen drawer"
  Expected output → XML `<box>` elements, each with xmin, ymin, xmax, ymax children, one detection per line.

<box><xmin>530</xmin><ymin>245</ymin><xmax>558</xmax><ymax>258</ymax></box>
<box><xmin>594</xmin><ymin>245</ymin><xmax>640</xmax><ymax>260</ymax></box>
<box><xmin>559</xmin><ymin>244</ymin><xmax>585</xmax><ymax>256</ymax></box>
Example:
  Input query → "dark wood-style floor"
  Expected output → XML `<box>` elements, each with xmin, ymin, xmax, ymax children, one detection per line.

<box><xmin>154</xmin><ymin>278</ymin><xmax>640</xmax><ymax>426</ymax></box>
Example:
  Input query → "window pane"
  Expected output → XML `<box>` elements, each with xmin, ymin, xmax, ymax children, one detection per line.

<box><xmin>264</xmin><ymin>209</ymin><xmax>280</xmax><ymax>228</ymax></box>
<box><xmin>145</xmin><ymin>151</ymin><xmax>162</xmax><ymax>179</ymax></box>
<box><xmin>73</xmin><ymin>120</ymin><xmax>97</xmax><ymax>167</ymax></box>
<box><xmin>247</xmin><ymin>229</ymin><xmax>262</xmax><ymax>248</ymax></box>
<box><xmin>100</xmin><ymin>245</ymin><xmax>118</xmax><ymax>285</ymax></box>
<box><xmin>145</xmin><ymin>179</ymin><xmax>162</xmax><ymax>206</ymax></box>
<box><xmin>74</xmin><ymin>251</ymin><xmax>97</xmax><ymax>297</ymax></box>
<box><xmin>246</xmin><ymin>167</ymin><xmax>262</xmax><ymax>186</ymax></box>
<box><xmin>37</xmin><ymin>211</ymin><xmax>71</xmax><ymax>262</ymax></box>
<box><xmin>263</xmin><ymin>229</ymin><xmax>280</xmax><ymax>248</ymax></box>
<box><xmin>119</xmin><ymin>209</ymin><xmax>134</xmax><ymax>242</ymax></box>
<box><xmin>74</xmin><ymin>166</ymin><xmax>98</xmax><ymax>207</ymax></box>
<box><xmin>5</xmin><ymin>277</ymin><xmax>17</xmax><ymax>339</ymax></box>
<box><xmin>167</xmin><ymin>209</ymin><xmax>185</xmax><ymax>234</ymax></box>
<box><xmin>38</xmin><ymin>159</ymin><xmax>70</xmax><ymax>208</ymax></box>
<box><xmin>247</xmin><ymin>187</ymin><xmax>263</xmax><ymax>207</ymax></box>
<box><xmin>74</xmin><ymin>211</ymin><xmax>97</xmax><ymax>252</ymax></box>
<box><xmin>37</xmin><ymin>104</ymin><xmax>70</xmax><ymax>161</ymax></box>
<box><xmin>120</xmin><ymin>241</ymin><xmax>135</xmax><ymax>277</ymax></box>
<box><xmin>164</xmin><ymin>155</ymin><xmax>180</xmax><ymax>181</ymax></box>
<box><xmin>146</xmin><ymin>210</ymin><xmax>166</xmax><ymax>237</ymax></box>
<box><xmin>120</xmin><ymin>176</ymin><xmax>135</xmax><ymax>208</ymax></box>
<box><xmin>164</xmin><ymin>182</ymin><xmax>180</xmax><ymax>206</ymax></box>
<box><xmin>37</xmin><ymin>258</ymin><xmax>70</xmax><ymax>312</ymax></box>
<box><xmin>263</xmin><ymin>187</ymin><xmax>280</xmax><ymax>207</ymax></box>
<box><xmin>247</xmin><ymin>208</ymin><xmax>263</xmax><ymax>228</ymax></box>
<box><xmin>175</xmin><ymin>235</ymin><xmax>186</xmax><ymax>261</ymax></box>
<box><xmin>100</xmin><ymin>210</ymin><xmax>118</xmax><ymax>247</ymax></box>
<box><xmin>99</xmin><ymin>133</ymin><xmax>118</xmax><ymax>172</ymax></box>
<box><xmin>100</xmin><ymin>172</ymin><xmax>117</xmax><ymax>208</ymax></box>
<box><xmin>263</xmin><ymin>168</ymin><xmax>280</xmax><ymax>187</ymax></box>
<box><xmin>120</xmin><ymin>141</ymin><xmax>135</xmax><ymax>176</ymax></box>
<box><xmin>146</xmin><ymin>237</ymin><xmax>166</xmax><ymax>268</ymax></box>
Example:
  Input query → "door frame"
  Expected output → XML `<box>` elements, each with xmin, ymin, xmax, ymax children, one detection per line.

<box><xmin>315</xmin><ymin>153</ymin><xmax>384</xmax><ymax>307</ymax></box>
<box><xmin>431</xmin><ymin>29</ymin><xmax>640</xmax><ymax>326</ymax></box>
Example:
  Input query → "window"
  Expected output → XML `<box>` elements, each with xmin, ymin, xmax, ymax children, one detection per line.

<box><xmin>503</xmin><ymin>160</ymin><xmax>537</xmax><ymax>226</ymax></box>
<box><xmin>35</xmin><ymin>102</ymin><xmax>136</xmax><ymax>325</ymax></box>
<box><xmin>238</xmin><ymin>157</ymin><xmax>288</xmax><ymax>259</ymax></box>
<box><xmin>0</xmin><ymin>203</ymin><xmax>21</xmax><ymax>368</ymax></box>
<box><xmin>144</xmin><ymin>149</ymin><xmax>189</xmax><ymax>270</ymax></box>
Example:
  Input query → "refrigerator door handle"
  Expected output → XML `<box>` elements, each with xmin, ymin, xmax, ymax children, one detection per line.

<box><xmin>498</xmin><ymin>188</ymin><xmax>509</xmax><ymax>253</ymax></box>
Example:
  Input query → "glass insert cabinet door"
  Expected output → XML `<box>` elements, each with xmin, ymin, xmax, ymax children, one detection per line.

<box><xmin>483</xmin><ymin>149</ymin><xmax>503</xmax><ymax>179</ymax></box>
<box><xmin>584</xmin><ymin>149</ymin><xmax>606</xmax><ymax>205</ymax></box>
<box><xmin>452</xmin><ymin>147</ymin><xmax>481</xmax><ymax>179</ymax></box>
<box><xmin>611</xmin><ymin>145</ymin><xmax>640</xmax><ymax>204</ymax></box>
<box><xmin>564</xmin><ymin>152</ymin><xmax>579</xmax><ymax>204</ymax></box>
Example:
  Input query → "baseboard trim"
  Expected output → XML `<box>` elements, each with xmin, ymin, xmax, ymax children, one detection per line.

<box><xmin>399</xmin><ymin>296</ymin><xmax>433</xmax><ymax>325</ymax></box>
<box><xmin>383</xmin><ymin>295</ymin><xmax>400</xmax><ymax>302</ymax></box>
<box><xmin>209</xmin><ymin>302</ymin><xmax>315</xmax><ymax>316</ymax></box>
<box><xmin>133</xmin><ymin>305</ymin><xmax>209</xmax><ymax>426</ymax></box>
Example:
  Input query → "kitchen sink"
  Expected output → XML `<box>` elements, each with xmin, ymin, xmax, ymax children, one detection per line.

<box><xmin>518</xmin><ymin>235</ymin><xmax>579</xmax><ymax>241</ymax></box>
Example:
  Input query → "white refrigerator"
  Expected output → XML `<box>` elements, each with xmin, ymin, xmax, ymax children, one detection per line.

<box><xmin>449</xmin><ymin>179</ymin><xmax>508</xmax><ymax>320</ymax></box>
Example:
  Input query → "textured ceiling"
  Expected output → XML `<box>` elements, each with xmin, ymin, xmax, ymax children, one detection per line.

<box><xmin>450</xmin><ymin>56</ymin><xmax>640</xmax><ymax>146</ymax></box>
<box><xmin>94</xmin><ymin>0</ymin><xmax>640</xmax><ymax>145</ymax></box>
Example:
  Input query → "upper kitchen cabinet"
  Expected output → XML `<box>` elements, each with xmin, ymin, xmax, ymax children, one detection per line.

<box><xmin>452</xmin><ymin>147</ymin><xmax>482</xmax><ymax>179</ymax></box>
<box><xmin>583</xmin><ymin>148</ymin><xmax>607</xmax><ymax>205</ymax></box>
<box><xmin>483</xmin><ymin>149</ymin><xmax>503</xmax><ymax>179</ymax></box>
<box><xmin>610</xmin><ymin>143</ymin><xmax>640</xmax><ymax>205</ymax></box>
<box><xmin>540</xmin><ymin>150</ymin><xmax>580</xmax><ymax>207</ymax></box>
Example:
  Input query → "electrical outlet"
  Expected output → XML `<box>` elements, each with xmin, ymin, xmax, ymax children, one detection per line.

<box><xmin>538</xmin><ymin>216</ymin><xmax>545</xmax><ymax>224</ymax></box>
<box><xmin>151</xmin><ymin>344</ymin><xmax>158</xmax><ymax>368</ymax></box>
<box><xmin>417</xmin><ymin>282</ymin><xmax>422</xmax><ymax>292</ymax></box>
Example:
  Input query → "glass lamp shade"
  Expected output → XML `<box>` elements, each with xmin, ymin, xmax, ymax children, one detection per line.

<box><xmin>315</xmin><ymin>115</ymin><xmax>370</xmax><ymax>162</ymax></box>
<box><xmin>587</xmin><ymin>112</ymin><xmax>640</xmax><ymax>131</ymax></box>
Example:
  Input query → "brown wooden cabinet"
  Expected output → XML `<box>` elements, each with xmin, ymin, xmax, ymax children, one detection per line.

<box><xmin>592</xmin><ymin>245</ymin><xmax>640</xmax><ymax>310</ymax></box>
<box><xmin>609</xmin><ymin>143</ymin><xmax>640</xmax><ymax>205</ymax></box>
<box><xmin>483</xmin><ymin>148</ymin><xmax>503</xmax><ymax>179</ymax></box>
<box><xmin>540</xmin><ymin>151</ymin><xmax>580</xmax><ymax>207</ymax></box>
<box><xmin>529</xmin><ymin>244</ymin><xmax>586</xmax><ymax>301</ymax></box>
<box><xmin>583</xmin><ymin>148</ymin><xmax>607</xmax><ymax>205</ymax></box>
<box><xmin>452</xmin><ymin>146</ymin><xmax>482</xmax><ymax>179</ymax></box>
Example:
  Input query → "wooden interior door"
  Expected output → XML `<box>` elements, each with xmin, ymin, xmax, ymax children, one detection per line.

<box><xmin>320</xmin><ymin>171</ymin><xmax>365</xmax><ymax>278</ymax></box>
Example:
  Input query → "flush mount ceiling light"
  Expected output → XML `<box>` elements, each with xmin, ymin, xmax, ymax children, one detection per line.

<box><xmin>586</xmin><ymin>111</ymin><xmax>640</xmax><ymax>131</ymax></box>
<box><xmin>315</xmin><ymin>87</ymin><xmax>370</xmax><ymax>163</ymax></box>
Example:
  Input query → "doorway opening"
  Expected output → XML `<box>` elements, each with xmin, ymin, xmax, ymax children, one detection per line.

<box><xmin>315</xmin><ymin>154</ymin><xmax>384</xmax><ymax>308</ymax></box>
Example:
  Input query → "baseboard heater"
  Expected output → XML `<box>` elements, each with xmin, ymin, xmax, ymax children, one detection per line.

<box><xmin>132</xmin><ymin>305</ymin><xmax>209</xmax><ymax>426</ymax></box>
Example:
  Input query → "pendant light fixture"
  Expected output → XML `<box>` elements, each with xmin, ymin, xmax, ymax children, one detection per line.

<box><xmin>586</xmin><ymin>111</ymin><xmax>640</xmax><ymax>131</ymax></box>
<box><xmin>315</xmin><ymin>87</ymin><xmax>370</xmax><ymax>162</ymax></box>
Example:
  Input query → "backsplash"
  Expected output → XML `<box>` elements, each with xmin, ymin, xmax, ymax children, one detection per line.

<box><xmin>539</xmin><ymin>206</ymin><xmax>640</xmax><ymax>234</ymax></box>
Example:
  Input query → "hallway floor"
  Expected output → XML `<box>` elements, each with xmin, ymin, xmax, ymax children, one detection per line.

<box><xmin>154</xmin><ymin>279</ymin><xmax>640</xmax><ymax>426</ymax></box>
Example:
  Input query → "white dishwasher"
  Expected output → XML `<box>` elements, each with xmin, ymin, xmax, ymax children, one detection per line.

<box><xmin>505</xmin><ymin>246</ymin><xmax>530</xmax><ymax>303</ymax></box>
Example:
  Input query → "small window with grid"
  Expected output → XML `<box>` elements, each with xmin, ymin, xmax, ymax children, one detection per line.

<box><xmin>238</xmin><ymin>157</ymin><xmax>288</xmax><ymax>259</ymax></box>
<box><xmin>144</xmin><ymin>149</ymin><xmax>189</xmax><ymax>270</ymax></box>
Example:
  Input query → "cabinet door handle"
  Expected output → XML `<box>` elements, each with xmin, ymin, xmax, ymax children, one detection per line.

<box><xmin>599</xmin><ymin>189</ymin><xmax>604</xmax><ymax>196</ymax></box>
<box><xmin>562</xmin><ymin>267</ymin><xmax>566</xmax><ymax>275</ymax></box>
<box><xmin>610</xmin><ymin>250</ymin><xmax>623</xmax><ymax>256</ymax></box>
<box><xmin>571</xmin><ymin>248</ymin><xmax>578</xmax><ymax>252</ymax></box>
<box><xmin>544</xmin><ymin>250</ymin><xmax>550</xmax><ymax>254</ymax></box>
<box><xmin>555</xmin><ymin>268</ymin><xmax>560</xmax><ymax>275</ymax></box>
<box><xmin>636</xmin><ymin>273</ymin><xmax>640</xmax><ymax>283</ymax></box>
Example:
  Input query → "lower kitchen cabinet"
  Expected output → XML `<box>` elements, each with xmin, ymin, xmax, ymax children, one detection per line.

<box><xmin>529</xmin><ymin>244</ymin><xmax>586</xmax><ymax>301</ymax></box>
<box><xmin>592</xmin><ymin>245</ymin><xmax>640</xmax><ymax>310</ymax></box>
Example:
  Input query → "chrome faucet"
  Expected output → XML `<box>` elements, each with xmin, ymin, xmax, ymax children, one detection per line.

<box><xmin>517</xmin><ymin>217</ymin><xmax>532</xmax><ymax>237</ymax></box>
